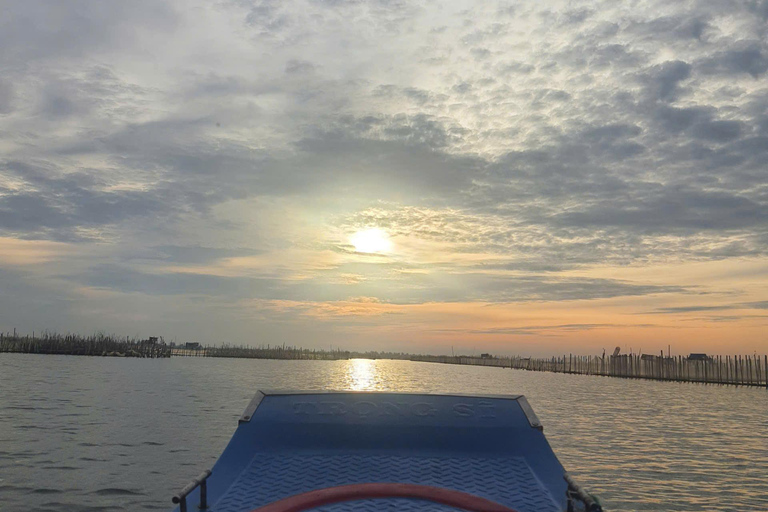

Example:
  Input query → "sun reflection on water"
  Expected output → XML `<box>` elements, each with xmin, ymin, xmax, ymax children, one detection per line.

<box><xmin>344</xmin><ymin>358</ymin><xmax>378</xmax><ymax>390</ymax></box>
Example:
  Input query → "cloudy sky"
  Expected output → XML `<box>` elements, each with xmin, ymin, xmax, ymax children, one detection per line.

<box><xmin>1</xmin><ymin>0</ymin><xmax>767</xmax><ymax>356</ymax></box>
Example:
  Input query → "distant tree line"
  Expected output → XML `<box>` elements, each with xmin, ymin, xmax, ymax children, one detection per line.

<box><xmin>5</xmin><ymin>331</ymin><xmax>762</xmax><ymax>387</ymax></box>
<box><xmin>0</xmin><ymin>331</ymin><xmax>171</xmax><ymax>358</ymax></box>
<box><xmin>176</xmin><ymin>342</ymin><xmax>415</xmax><ymax>361</ymax></box>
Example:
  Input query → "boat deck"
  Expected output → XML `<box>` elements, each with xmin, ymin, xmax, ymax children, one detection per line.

<box><xmin>172</xmin><ymin>391</ymin><xmax>569</xmax><ymax>512</ymax></box>
<box><xmin>215</xmin><ymin>453</ymin><xmax>560</xmax><ymax>511</ymax></box>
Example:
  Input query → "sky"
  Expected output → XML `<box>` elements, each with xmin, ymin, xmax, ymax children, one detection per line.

<box><xmin>1</xmin><ymin>0</ymin><xmax>767</xmax><ymax>356</ymax></box>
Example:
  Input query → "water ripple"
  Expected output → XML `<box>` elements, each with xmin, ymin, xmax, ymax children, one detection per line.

<box><xmin>1</xmin><ymin>354</ymin><xmax>766</xmax><ymax>512</ymax></box>
<box><xmin>91</xmin><ymin>488</ymin><xmax>144</xmax><ymax>496</ymax></box>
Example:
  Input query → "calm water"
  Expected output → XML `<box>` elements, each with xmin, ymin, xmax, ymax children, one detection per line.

<box><xmin>1</xmin><ymin>354</ymin><xmax>767</xmax><ymax>512</ymax></box>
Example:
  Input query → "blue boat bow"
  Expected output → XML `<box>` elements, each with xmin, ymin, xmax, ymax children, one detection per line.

<box><xmin>170</xmin><ymin>391</ymin><xmax>602</xmax><ymax>512</ymax></box>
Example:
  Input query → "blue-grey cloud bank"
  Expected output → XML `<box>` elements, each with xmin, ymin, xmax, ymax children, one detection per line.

<box><xmin>1</xmin><ymin>0</ymin><xmax>767</xmax><ymax>355</ymax></box>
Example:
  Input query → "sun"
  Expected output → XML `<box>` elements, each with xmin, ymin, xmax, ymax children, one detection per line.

<box><xmin>350</xmin><ymin>228</ymin><xmax>392</xmax><ymax>254</ymax></box>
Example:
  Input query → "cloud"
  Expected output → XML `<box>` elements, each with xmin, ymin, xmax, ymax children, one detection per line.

<box><xmin>252</xmin><ymin>296</ymin><xmax>402</xmax><ymax>319</ymax></box>
<box><xmin>0</xmin><ymin>237</ymin><xmax>75</xmax><ymax>265</ymax></box>
<box><xmin>651</xmin><ymin>302</ymin><xmax>768</xmax><ymax>314</ymax></box>
<box><xmin>0</xmin><ymin>160</ymin><xmax>172</xmax><ymax>240</ymax></box>
<box><xmin>699</xmin><ymin>43</ymin><xmax>768</xmax><ymax>79</ymax></box>
<box><xmin>468</xmin><ymin>323</ymin><xmax>658</xmax><ymax>336</ymax></box>
<box><xmin>0</xmin><ymin>267</ymin><xmax>76</xmax><ymax>329</ymax></box>
<box><xmin>641</xmin><ymin>60</ymin><xmax>692</xmax><ymax>102</ymax></box>
<box><xmin>0</xmin><ymin>0</ymin><xmax>767</xmax><ymax>351</ymax></box>
<box><xmin>0</xmin><ymin>1</ymin><xmax>177</xmax><ymax>64</ymax></box>
<box><xmin>552</xmin><ymin>187</ymin><xmax>768</xmax><ymax>232</ymax></box>
<box><xmin>0</xmin><ymin>80</ymin><xmax>15</xmax><ymax>115</ymax></box>
<box><xmin>654</xmin><ymin>305</ymin><xmax>735</xmax><ymax>314</ymax></box>
<box><xmin>70</xmin><ymin>264</ymin><xmax>281</xmax><ymax>298</ymax></box>
<box><xmin>60</xmin><ymin>258</ymin><xmax>686</xmax><ymax>306</ymax></box>
<box><xmin>147</xmin><ymin>246</ymin><xmax>263</xmax><ymax>265</ymax></box>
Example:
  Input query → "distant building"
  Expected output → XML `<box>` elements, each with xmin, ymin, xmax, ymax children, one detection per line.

<box><xmin>185</xmin><ymin>342</ymin><xmax>201</xmax><ymax>349</ymax></box>
<box><xmin>688</xmin><ymin>353</ymin><xmax>712</xmax><ymax>361</ymax></box>
<box><xmin>641</xmin><ymin>354</ymin><xmax>657</xmax><ymax>361</ymax></box>
<box><xmin>148</xmin><ymin>336</ymin><xmax>158</xmax><ymax>344</ymax></box>
<box><xmin>480</xmin><ymin>353</ymin><xmax>492</xmax><ymax>359</ymax></box>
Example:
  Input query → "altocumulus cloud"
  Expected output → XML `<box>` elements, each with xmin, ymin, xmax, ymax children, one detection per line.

<box><xmin>0</xmin><ymin>0</ymin><xmax>767</xmax><ymax>352</ymax></box>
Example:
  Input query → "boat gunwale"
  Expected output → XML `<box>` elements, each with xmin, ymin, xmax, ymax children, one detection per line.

<box><xmin>238</xmin><ymin>390</ymin><xmax>542</xmax><ymax>430</ymax></box>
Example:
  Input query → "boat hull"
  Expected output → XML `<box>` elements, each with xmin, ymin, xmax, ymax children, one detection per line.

<box><xmin>171</xmin><ymin>391</ymin><xmax>574</xmax><ymax>512</ymax></box>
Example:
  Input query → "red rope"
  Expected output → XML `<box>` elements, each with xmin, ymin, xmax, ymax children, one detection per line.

<box><xmin>250</xmin><ymin>483</ymin><xmax>518</xmax><ymax>512</ymax></box>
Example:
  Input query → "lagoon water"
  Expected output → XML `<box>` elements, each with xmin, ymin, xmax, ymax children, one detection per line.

<box><xmin>1</xmin><ymin>354</ymin><xmax>767</xmax><ymax>512</ymax></box>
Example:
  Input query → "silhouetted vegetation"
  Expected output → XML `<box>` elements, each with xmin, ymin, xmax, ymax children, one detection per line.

<box><xmin>3</xmin><ymin>330</ymin><xmax>766</xmax><ymax>387</ymax></box>
<box><xmin>174</xmin><ymin>342</ymin><xmax>414</xmax><ymax>361</ymax></box>
<box><xmin>0</xmin><ymin>331</ymin><xmax>170</xmax><ymax>358</ymax></box>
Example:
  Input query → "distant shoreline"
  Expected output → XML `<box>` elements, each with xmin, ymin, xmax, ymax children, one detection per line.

<box><xmin>2</xmin><ymin>331</ymin><xmax>766</xmax><ymax>388</ymax></box>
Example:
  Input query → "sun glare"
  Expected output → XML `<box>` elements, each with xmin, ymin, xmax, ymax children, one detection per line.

<box><xmin>350</xmin><ymin>228</ymin><xmax>392</xmax><ymax>254</ymax></box>
<box><xmin>346</xmin><ymin>358</ymin><xmax>378</xmax><ymax>390</ymax></box>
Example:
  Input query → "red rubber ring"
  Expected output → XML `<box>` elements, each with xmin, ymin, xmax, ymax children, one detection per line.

<box><xmin>249</xmin><ymin>482</ymin><xmax>518</xmax><ymax>512</ymax></box>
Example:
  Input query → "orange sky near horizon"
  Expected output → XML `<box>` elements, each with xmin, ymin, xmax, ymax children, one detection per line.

<box><xmin>2</xmin><ymin>235</ymin><xmax>765</xmax><ymax>357</ymax></box>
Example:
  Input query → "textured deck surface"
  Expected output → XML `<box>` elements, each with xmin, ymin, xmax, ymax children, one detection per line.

<box><xmin>214</xmin><ymin>453</ymin><xmax>560</xmax><ymax>512</ymax></box>
<box><xmin>171</xmin><ymin>392</ymin><xmax>569</xmax><ymax>512</ymax></box>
